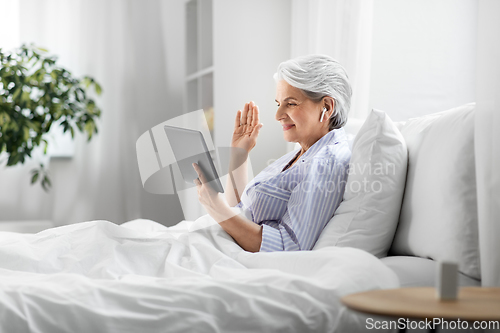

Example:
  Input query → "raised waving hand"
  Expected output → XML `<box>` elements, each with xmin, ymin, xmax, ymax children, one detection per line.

<box><xmin>231</xmin><ymin>101</ymin><xmax>263</xmax><ymax>153</ymax></box>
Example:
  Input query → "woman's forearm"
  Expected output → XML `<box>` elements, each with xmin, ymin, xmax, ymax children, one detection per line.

<box><xmin>210</xmin><ymin>205</ymin><xmax>262</xmax><ymax>252</ymax></box>
<box><xmin>225</xmin><ymin>149</ymin><xmax>249</xmax><ymax>206</ymax></box>
<box><xmin>193</xmin><ymin>162</ymin><xmax>261</xmax><ymax>252</ymax></box>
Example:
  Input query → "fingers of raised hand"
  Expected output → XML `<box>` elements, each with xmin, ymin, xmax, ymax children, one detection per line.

<box><xmin>241</xmin><ymin>103</ymin><xmax>250</xmax><ymax>125</ymax></box>
<box><xmin>234</xmin><ymin>109</ymin><xmax>242</xmax><ymax>129</ymax></box>
<box><xmin>235</xmin><ymin>102</ymin><xmax>260</xmax><ymax>139</ymax></box>
<box><xmin>246</xmin><ymin>103</ymin><xmax>253</xmax><ymax>124</ymax></box>
<box><xmin>252</xmin><ymin>105</ymin><xmax>260</xmax><ymax>127</ymax></box>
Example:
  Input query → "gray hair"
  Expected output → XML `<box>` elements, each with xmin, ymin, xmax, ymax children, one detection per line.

<box><xmin>274</xmin><ymin>54</ymin><xmax>352</xmax><ymax>130</ymax></box>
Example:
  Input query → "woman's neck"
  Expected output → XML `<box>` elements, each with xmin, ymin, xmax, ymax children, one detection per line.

<box><xmin>298</xmin><ymin>127</ymin><xmax>330</xmax><ymax>153</ymax></box>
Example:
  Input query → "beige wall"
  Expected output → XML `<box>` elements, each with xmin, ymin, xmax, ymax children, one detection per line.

<box><xmin>213</xmin><ymin>0</ymin><xmax>291</xmax><ymax>175</ymax></box>
<box><xmin>369</xmin><ymin>0</ymin><xmax>477</xmax><ymax>121</ymax></box>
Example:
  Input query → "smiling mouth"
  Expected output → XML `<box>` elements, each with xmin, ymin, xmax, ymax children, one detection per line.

<box><xmin>282</xmin><ymin>124</ymin><xmax>295</xmax><ymax>131</ymax></box>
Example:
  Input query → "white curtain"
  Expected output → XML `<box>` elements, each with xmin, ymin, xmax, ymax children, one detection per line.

<box><xmin>0</xmin><ymin>0</ymin><xmax>185</xmax><ymax>226</ymax></box>
<box><xmin>475</xmin><ymin>0</ymin><xmax>500</xmax><ymax>287</ymax></box>
<box><xmin>290</xmin><ymin>0</ymin><xmax>373</xmax><ymax>119</ymax></box>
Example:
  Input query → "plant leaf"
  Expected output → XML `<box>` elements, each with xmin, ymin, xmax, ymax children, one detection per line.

<box><xmin>94</xmin><ymin>83</ymin><xmax>102</xmax><ymax>95</ymax></box>
<box><xmin>31</xmin><ymin>172</ymin><xmax>39</xmax><ymax>184</ymax></box>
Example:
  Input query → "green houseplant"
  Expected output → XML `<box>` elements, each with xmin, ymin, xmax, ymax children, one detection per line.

<box><xmin>0</xmin><ymin>44</ymin><xmax>102</xmax><ymax>191</ymax></box>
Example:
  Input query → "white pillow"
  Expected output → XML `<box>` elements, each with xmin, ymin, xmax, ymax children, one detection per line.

<box><xmin>344</xmin><ymin>117</ymin><xmax>365</xmax><ymax>150</ymax></box>
<box><xmin>390</xmin><ymin>103</ymin><xmax>480</xmax><ymax>280</ymax></box>
<box><xmin>313</xmin><ymin>109</ymin><xmax>408</xmax><ymax>257</ymax></box>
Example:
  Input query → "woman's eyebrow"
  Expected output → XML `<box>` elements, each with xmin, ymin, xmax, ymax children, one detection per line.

<box><xmin>276</xmin><ymin>97</ymin><xmax>298</xmax><ymax>103</ymax></box>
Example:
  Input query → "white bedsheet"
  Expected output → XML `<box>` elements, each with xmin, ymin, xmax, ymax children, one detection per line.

<box><xmin>0</xmin><ymin>216</ymin><xmax>399</xmax><ymax>333</ymax></box>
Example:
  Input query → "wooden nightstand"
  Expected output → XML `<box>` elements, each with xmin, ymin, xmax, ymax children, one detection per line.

<box><xmin>342</xmin><ymin>287</ymin><xmax>500</xmax><ymax>332</ymax></box>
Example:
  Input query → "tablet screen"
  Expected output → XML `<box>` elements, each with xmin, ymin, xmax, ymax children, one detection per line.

<box><xmin>164</xmin><ymin>125</ymin><xmax>224</xmax><ymax>193</ymax></box>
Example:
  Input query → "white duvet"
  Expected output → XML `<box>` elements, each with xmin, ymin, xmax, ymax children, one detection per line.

<box><xmin>0</xmin><ymin>216</ymin><xmax>399</xmax><ymax>333</ymax></box>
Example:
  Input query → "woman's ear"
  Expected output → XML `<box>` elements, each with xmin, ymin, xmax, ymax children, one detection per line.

<box><xmin>322</xmin><ymin>97</ymin><xmax>336</xmax><ymax>119</ymax></box>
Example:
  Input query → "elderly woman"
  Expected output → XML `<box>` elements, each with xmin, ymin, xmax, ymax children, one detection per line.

<box><xmin>193</xmin><ymin>54</ymin><xmax>352</xmax><ymax>253</ymax></box>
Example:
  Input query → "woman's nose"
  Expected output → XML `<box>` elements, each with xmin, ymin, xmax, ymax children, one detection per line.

<box><xmin>275</xmin><ymin>105</ymin><xmax>285</xmax><ymax>121</ymax></box>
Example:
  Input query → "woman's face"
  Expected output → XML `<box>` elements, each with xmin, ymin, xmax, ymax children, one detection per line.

<box><xmin>275</xmin><ymin>80</ymin><xmax>330</xmax><ymax>150</ymax></box>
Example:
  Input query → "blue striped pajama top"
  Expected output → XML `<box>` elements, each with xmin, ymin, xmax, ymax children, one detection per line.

<box><xmin>236</xmin><ymin>128</ymin><xmax>351</xmax><ymax>252</ymax></box>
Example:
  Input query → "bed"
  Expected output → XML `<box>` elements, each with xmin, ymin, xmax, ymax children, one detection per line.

<box><xmin>0</xmin><ymin>217</ymin><xmax>398</xmax><ymax>332</ymax></box>
<box><xmin>1</xmin><ymin>102</ymin><xmax>497</xmax><ymax>332</ymax></box>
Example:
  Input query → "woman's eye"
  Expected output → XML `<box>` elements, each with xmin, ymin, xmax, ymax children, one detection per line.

<box><xmin>288</xmin><ymin>103</ymin><xmax>296</xmax><ymax>107</ymax></box>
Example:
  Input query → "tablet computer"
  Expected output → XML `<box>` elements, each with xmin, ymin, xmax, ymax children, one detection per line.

<box><xmin>164</xmin><ymin>125</ymin><xmax>224</xmax><ymax>193</ymax></box>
